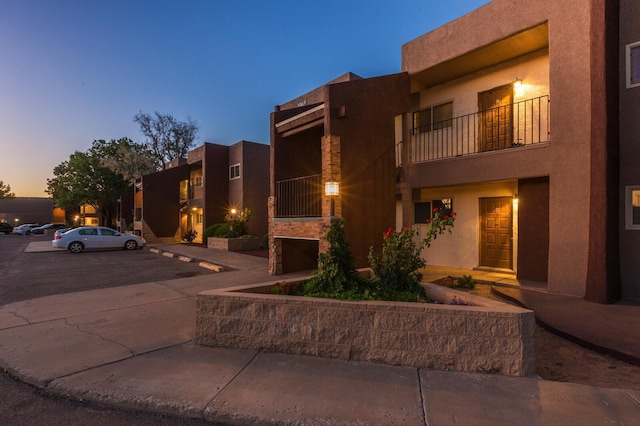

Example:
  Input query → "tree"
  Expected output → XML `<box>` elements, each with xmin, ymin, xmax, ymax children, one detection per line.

<box><xmin>0</xmin><ymin>181</ymin><xmax>15</xmax><ymax>198</ymax></box>
<box><xmin>99</xmin><ymin>137</ymin><xmax>156</xmax><ymax>182</ymax></box>
<box><xmin>46</xmin><ymin>140</ymin><xmax>133</xmax><ymax>226</ymax></box>
<box><xmin>133</xmin><ymin>111</ymin><xmax>199</xmax><ymax>170</ymax></box>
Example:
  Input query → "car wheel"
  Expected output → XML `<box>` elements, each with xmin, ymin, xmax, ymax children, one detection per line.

<box><xmin>124</xmin><ymin>240</ymin><xmax>137</xmax><ymax>250</ymax></box>
<box><xmin>68</xmin><ymin>241</ymin><xmax>84</xmax><ymax>253</ymax></box>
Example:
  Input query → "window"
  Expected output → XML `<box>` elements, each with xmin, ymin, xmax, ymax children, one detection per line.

<box><xmin>625</xmin><ymin>186</ymin><xmax>640</xmax><ymax>230</ymax></box>
<box><xmin>100</xmin><ymin>228</ymin><xmax>117</xmax><ymax>236</ymax></box>
<box><xmin>196</xmin><ymin>213</ymin><xmax>203</xmax><ymax>224</ymax></box>
<box><xmin>194</xmin><ymin>176</ymin><xmax>202</xmax><ymax>186</ymax></box>
<box><xmin>230</xmin><ymin>164</ymin><xmax>240</xmax><ymax>180</ymax></box>
<box><xmin>412</xmin><ymin>102</ymin><xmax>453</xmax><ymax>134</ymax></box>
<box><xmin>627</xmin><ymin>41</ymin><xmax>640</xmax><ymax>89</ymax></box>
<box><xmin>414</xmin><ymin>198</ymin><xmax>453</xmax><ymax>223</ymax></box>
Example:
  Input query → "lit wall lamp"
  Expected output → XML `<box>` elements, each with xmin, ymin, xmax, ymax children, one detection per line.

<box><xmin>512</xmin><ymin>194</ymin><xmax>519</xmax><ymax>206</ymax></box>
<box><xmin>230</xmin><ymin>208</ymin><xmax>237</xmax><ymax>215</ymax></box>
<box><xmin>325</xmin><ymin>181</ymin><xmax>340</xmax><ymax>217</ymax></box>
<box><xmin>514</xmin><ymin>77</ymin><xmax>522</xmax><ymax>88</ymax></box>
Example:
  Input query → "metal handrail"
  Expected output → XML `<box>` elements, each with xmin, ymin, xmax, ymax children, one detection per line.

<box><xmin>411</xmin><ymin>95</ymin><xmax>550</xmax><ymax>163</ymax></box>
<box><xmin>275</xmin><ymin>174</ymin><xmax>322</xmax><ymax>218</ymax></box>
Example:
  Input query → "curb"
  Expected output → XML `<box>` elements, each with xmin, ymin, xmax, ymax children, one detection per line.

<box><xmin>145</xmin><ymin>247</ymin><xmax>224</xmax><ymax>272</ymax></box>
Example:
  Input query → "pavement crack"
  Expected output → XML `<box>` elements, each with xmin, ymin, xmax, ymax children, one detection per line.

<box><xmin>417</xmin><ymin>369</ymin><xmax>429</xmax><ymax>425</ymax></box>
<box><xmin>8</xmin><ymin>310</ymin><xmax>31</xmax><ymax>324</ymax></box>
<box><xmin>63</xmin><ymin>318</ymin><xmax>135</xmax><ymax>357</ymax></box>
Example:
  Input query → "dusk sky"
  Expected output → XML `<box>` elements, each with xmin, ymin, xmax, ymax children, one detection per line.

<box><xmin>1</xmin><ymin>0</ymin><xmax>489</xmax><ymax>197</ymax></box>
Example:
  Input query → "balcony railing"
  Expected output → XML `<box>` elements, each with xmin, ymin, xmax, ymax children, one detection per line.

<box><xmin>275</xmin><ymin>174</ymin><xmax>322</xmax><ymax>218</ymax></box>
<box><xmin>411</xmin><ymin>95</ymin><xmax>550</xmax><ymax>163</ymax></box>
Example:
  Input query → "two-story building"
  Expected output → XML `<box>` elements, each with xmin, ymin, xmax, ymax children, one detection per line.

<box><xmin>269</xmin><ymin>0</ymin><xmax>638</xmax><ymax>303</ymax></box>
<box><xmin>268</xmin><ymin>72</ymin><xmax>409</xmax><ymax>274</ymax></box>
<box><xmin>133</xmin><ymin>140</ymin><xmax>269</xmax><ymax>244</ymax></box>
<box><xmin>399</xmin><ymin>0</ymin><xmax>638</xmax><ymax>302</ymax></box>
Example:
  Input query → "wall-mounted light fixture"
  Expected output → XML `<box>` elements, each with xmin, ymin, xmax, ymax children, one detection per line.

<box><xmin>514</xmin><ymin>77</ymin><xmax>522</xmax><ymax>87</ymax></box>
<box><xmin>230</xmin><ymin>208</ymin><xmax>237</xmax><ymax>215</ymax></box>
<box><xmin>325</xmin><ymin>181</ymin><xmax>340</xmax><ymax>217</ymax></box>
<box><xmin>512</xmin><ymin>194</ymin><xmax>519</xmax><ymax>207</ymax></box>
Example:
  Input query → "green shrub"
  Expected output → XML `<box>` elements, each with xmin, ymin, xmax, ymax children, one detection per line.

<box><xmin>301</xmin><ymin>219</ymin><xmax>366</xmax><ymax>299</ymax></box>
<box><xmin>202</xmin><ymin>223</ymin><xmax>224</xmax><ymax>241</ymax></box>
<box><xmin>261</xmin><ymin>234</ymin><xmax>269</xmax><ymax>249</ymax></box>
<box><xmin>454</xmin><ymin>275</ymin><xmax>476</xmax><ymax>289</ymax></box>
<box><xmin>182</xmin><ymin>229</ymin><xmax>197</xmax><ymax>243</ymax></box>
<box><xmin>214</xmin><ymin>223</ymin><xmax>231</xmax><ymax>237</ymax></box>
<box><xmin>225</xmin><ymin>208</ymin><xmax>251</xmax><ymax>238</ymax></box>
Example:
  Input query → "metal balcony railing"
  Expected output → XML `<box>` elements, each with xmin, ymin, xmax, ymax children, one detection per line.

<box><xmin>411</xmin><ymin>95</ymin><xmax>550</xmax><ymax>163</ymax></box>
<box><xmin>275</xmin><ymin>174</ymin><xmax>322</xmax><ymax>218</ymax></box>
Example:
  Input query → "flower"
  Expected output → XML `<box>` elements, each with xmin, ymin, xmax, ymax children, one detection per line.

<box><xmin>383</xmin><ymin>226</ymin><xmax>394</xmax><ymax>239</ymax></box>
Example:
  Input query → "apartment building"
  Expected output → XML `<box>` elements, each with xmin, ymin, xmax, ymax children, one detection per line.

<box><xmin>133</xmin><ymin>141</ymin><xmax>269</xmax><ymax>244</ymax></box>
<box><xmin>399</xmin><ymin>0</ymin><xmax>637</xmax><ymax>302</ymax></box>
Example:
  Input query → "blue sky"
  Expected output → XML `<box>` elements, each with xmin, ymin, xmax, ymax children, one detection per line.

<box><xmin>1</xmin><ymin>0</ymin><xmax>489</xmax><ymax>197</ymax></box>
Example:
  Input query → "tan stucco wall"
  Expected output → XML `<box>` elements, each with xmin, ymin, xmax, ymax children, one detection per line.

<box><xmin>402</xmin><ymin>0</ymin><xmax>598</xmax><ymax>298</ymax></box>
<box><xmin>413</xmin><ymin>182</ymin><xmax>517</xmax><ymax>271</ymax></box>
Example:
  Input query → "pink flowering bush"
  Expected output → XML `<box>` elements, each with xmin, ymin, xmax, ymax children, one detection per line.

<box><xmin>368</xmin><ymin>208</ymin><xmax>456</xmax><ymax>300</ymax></box>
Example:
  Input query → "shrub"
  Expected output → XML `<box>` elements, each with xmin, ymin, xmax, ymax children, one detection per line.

<box><xmin>454</xmin><ymin>274</ymin><xmax>476</xmax><ymax>289</ymax></box>
<box><xmin>202</xmin><ymin>223</ymin><xmax>224</xmax><ymax>241</ymax></box>
<box><xmin>261</xmin><ymin>234</ymin><xmax>269</xmax><ymax>249</ymax></box>
<box><xmin>225</xmin><ymin>208</ymin><xmax>251</xmax><ymax>238</ymax></box>
<box><xmin>182</xmin><ymin>229</ymin><xmax>197</xmax><ymax>243</ymax></box>
<box><xmin>301</xmin><ymin>219</ymin><xmax>366</xmax><ymax>299</ymax></box>
<box><xmin>368</xmin><ymin>208</ymin><xmax>456</xmax><ymax>299</ymax></box>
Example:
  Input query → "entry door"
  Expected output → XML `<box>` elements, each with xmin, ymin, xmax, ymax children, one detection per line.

<box><xmin>480</xmin><ymin>197</ymin><xmax>512</xmax><ymax>269</ymax></box>
<box><xmin>478</xmin><ymin>85</ymin><xmax>513</xmax><ymax>152</ymax></box>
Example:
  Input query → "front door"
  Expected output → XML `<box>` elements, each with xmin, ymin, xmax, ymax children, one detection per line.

<box><xmin>478</xmin><ymin>85</ymin><xmax>513</xmax><ymax>152</ymax></box>
<box><xmin>479</xmin><ymin>197</ymin><xmax>512</xmax><ymax>269</ymax></box>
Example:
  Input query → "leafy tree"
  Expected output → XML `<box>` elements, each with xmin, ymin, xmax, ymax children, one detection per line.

<box><xmin>0</xmin><ymin>181</ymin><xmax>15</xmax><ymax>198</ymax></box>
<box><xmin>99</xmin><ymin>137</ymin><xmax>156</xmax><ymax>182</ymax></box>
<box><xmin>46</xmin><ymin>140</ymin><xmax>133</xmax><ymax>226</ymax></box>
<box><xmin>133</xmin><ymin>111</ymin><xmax>199</xmax><ymax>170</ymax></box>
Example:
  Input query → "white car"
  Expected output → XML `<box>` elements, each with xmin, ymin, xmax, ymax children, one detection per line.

<box><xmin>12</xmin><ymin>223</ymin><xmax>40</xmax><ymax>235</ymax></box>
<box><xmin>52</xmin><ymin>226</ymin><xmax>144</xmax><ymax>253</ymax></box>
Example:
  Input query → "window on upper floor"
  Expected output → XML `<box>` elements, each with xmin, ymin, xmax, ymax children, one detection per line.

<box><xmin>230</xmin><ymin>164</ymin><xmax>240</xmax><ymax>180</ymax></box>
<box><xmin>412</xmin><ymin>101</ymin><xmax>453</xmax><ymax>134</ymax></box>
<box><xmin>627</xmin><ymin>41</ymin><xmax>640</xmax><ymax>89</ymax></box>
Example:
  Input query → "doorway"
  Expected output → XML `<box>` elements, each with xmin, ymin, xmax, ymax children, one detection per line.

<box><xmin>478</xmin><ymin>84</ymin><xmax>513</xmax><ymax>152</ymax></box>
<box><xmin>479</xmin><ymin>197</ymin><xmax>513</xmax><ymax>269</ymax></box>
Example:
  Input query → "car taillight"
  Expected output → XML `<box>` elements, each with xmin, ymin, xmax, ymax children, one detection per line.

<box><xmin>55</xmin><ymin>235</ymin><xmax>62</xmax><ymax>240</ymax></box>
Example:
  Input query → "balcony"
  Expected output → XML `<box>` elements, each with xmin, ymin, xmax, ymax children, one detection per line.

<box><xmin>275</xmin><ymin>174</ymin><xmax>322</xmax><ymax>218</ymax></box>
<box><xmin>411</xmin><ymin>95</ymin><xmax>549</xmax><ymax>163</ymax></box>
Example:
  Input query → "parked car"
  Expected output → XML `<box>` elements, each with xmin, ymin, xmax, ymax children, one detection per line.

<box><xmin>52</xmin><ymin>226</ymin><xmax>144</xmax><ymax>253</ymax></box>
<box><xmin>12</xmin><ymin>223</ymin><xmax>40</xmax><ymax>235</ymax></box>
<box><xmin>30</xmin><ymin>223</ymin><xmax>67</xmax><ymax>235</ymax></box>
<box><xmin>54</xmin><ymin>228</ymin><xmax>70</xmax><ymax>237</ymax></box>
<box><xmin>0</xmin><ymin>222</ymin><xmax>13</xmax><ymax>234</ymax></box>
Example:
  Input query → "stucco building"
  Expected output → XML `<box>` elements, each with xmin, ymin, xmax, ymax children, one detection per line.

<box><xmin>268</xmin><ymin>72</ymin><xmax>409</xmax><ymax>274</ymax></box>
<box><xmin>133</xmin><ymin>141</ymin><xmax>269</xmax><ymax>244</ymax></box>
<box><xmin>398</xmin><ymin>0</ymin><xmax>638</xmax><ymax>302</ymax></box>
<box><xmin>269</xmin><ymin>0</ymin><xmax>638</xmax><ymax>303</ymax></box>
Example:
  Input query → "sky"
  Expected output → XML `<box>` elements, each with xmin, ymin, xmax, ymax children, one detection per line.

<box><xmin>0</xmin><ymin>0</ymin><xmax>489</xmax><ymax>197</ymax></box>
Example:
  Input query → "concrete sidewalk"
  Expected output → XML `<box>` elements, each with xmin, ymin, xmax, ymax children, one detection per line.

<box><xmin>1</xmin><ymin>243</ymin><xmax>638</xmax><ymax>424</ymax></box>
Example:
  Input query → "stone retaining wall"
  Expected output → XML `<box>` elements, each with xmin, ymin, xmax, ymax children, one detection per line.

<box><xmin>196</xmin><ymin>281</ymin><xmax>536</xmax><ymax>377</ymax></box>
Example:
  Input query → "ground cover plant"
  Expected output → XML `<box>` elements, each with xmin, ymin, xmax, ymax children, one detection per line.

<box><xmin>272</xmin><ymin>208</ymin><xmax>455</xmax><ymax>302</ymax></box>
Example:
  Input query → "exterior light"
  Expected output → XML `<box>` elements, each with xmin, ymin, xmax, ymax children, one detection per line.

<box><xmin>325</xmin><ymin>181</ymin><xmax>339</xmax><ymax>217</ymax></box>
<box><xmin>192</xmin><ymin>207</ymin><xmax>197</xmax><ymax>211</ymax></box>
<box><xmin>514</xmin><ymin>77</ymin><xmax>522</xmax><ymax>87</ymax></box>
<box><xmin>230</xmin><ymin>208</ymin><xmax>237</xmax><ymax>215</ymax></box>
<box><xmin>325</xmin><ymin>181</ymin><xmax>339</xmax><ymax>196</ymax></box>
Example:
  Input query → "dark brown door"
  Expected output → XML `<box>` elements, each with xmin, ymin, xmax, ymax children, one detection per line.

<box><xmin>480</xmin><ymin>197</ymin><xmax>512</xmax><ymax>269</ymax></box>
<box><xmin>478</xmin><ymin>85</ymin><xmax>513</xmax><ymax>152</ymax></box>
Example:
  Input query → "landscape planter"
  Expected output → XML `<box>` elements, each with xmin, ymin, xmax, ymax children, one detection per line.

<box><xmin>207</xmin><ymin>237</ymin><xmax>261</xmax><ymax>252</ymax></box>
<box><xmin>196</xmin><ymin>278</ymin><xmax>536</xmax><ymax>377</ymax></box>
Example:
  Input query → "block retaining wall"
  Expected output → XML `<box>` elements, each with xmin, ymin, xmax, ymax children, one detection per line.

<box><xmin>196</xmin><ymin>281</ymin><xmax>536</xmax><ymax>377</ymax></box>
